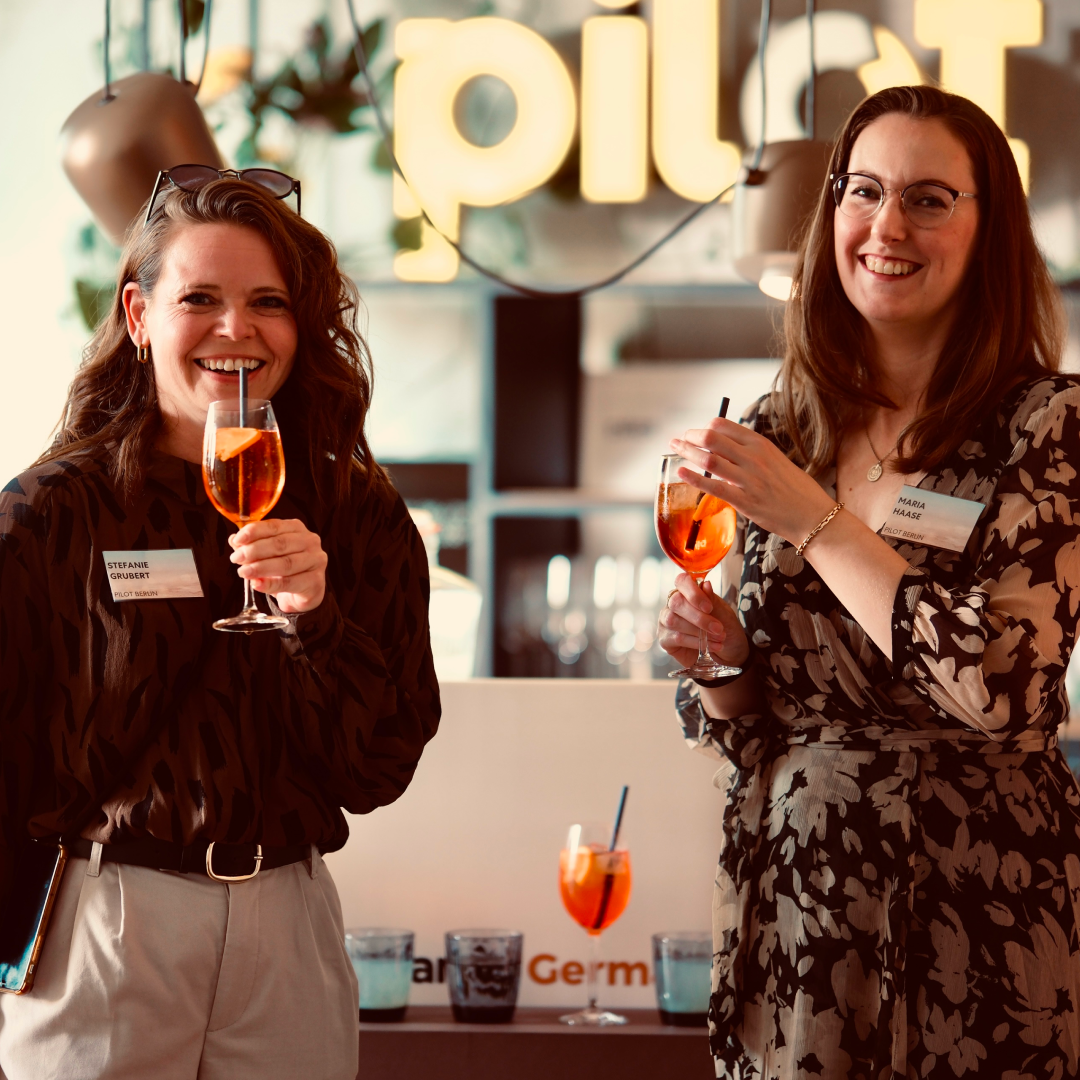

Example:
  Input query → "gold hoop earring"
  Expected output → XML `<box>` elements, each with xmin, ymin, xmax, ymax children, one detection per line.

<box><xmin>138</xmin><ymin>344</ymin><xmax>150</xmax><ymax>364</ymax></box>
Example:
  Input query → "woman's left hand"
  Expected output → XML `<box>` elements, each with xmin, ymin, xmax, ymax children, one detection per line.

<box><xmin>670</xmin><ymin>418</ymin><xmax>835</xmax><ymax>544</ymax></box>
<box><xmin>229</xmin><ymin>519</ymin><xmax>328</xmax><ymax>614</ymax></box>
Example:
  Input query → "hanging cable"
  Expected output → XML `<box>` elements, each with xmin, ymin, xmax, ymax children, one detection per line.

<box><xmin>806</xmin><ymin>0</ymin><xmax>816</xmax><ymax>140</ymax></box>
<box><xmin>747</xmin><ymin>0</ymin><xmax>770</xmax><ymax>173</ymax></box>
<box><xmin>140</xmin><ymin>0</ymin><xmax>150</xmax><ymax>71</ymax></box>
<box><xmin>342</xmin><ymin>0</ymin><xmax>744</xmax><ymax>299</ymax></box>
<box><xmin>248</xmin><ymin>0</ymin><xmax>258</xmax><ymax>79</ymax></box>
<box><xmin>178</xmin><ymin>0</ymin><xmax>187</xmax><ymax>85</ymax></box>
<box><xmin>102</xmin><ymin>0</ymin><xmax>115</xmax><ymax>102</ymax></box>
<box><xmin>194</xmin><ymin>0</ymin><xmax>213</xmax><ymax>95</ymax></box>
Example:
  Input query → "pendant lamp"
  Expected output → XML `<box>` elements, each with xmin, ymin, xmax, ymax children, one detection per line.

<box><xmin>733</xmin><ymin>139</ymin><xmax>831</xmax><ymax>300</ymax></box>
<box><xmin>733</xmin><ymin>0</ymin><xmax>830</xmax><ymax>301</ymax></box>
<box><xmin>60</xmin><ymin>1</ymin><xmax>223</xmax><ymax>245</ymax></box>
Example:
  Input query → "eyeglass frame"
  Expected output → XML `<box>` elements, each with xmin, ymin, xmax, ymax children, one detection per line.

<box><xmin>144</xmin><ymin>166</ymin><xmax>302</xmax><ymax>226</ymax></box>
<box><xmin>829</xmin><ymin>172</ymin><xmax>977</xmax><ymax>228</ymax></box>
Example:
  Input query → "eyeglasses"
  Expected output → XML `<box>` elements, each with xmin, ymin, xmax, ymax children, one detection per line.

<box><xmin>831</xmin><ymin>173</ymin><xmax>976</xmax><ymax>229</ymax></box>
<box><xmin>144</xmin><ymin>165</ymin><xmax>302</xmax><ymax>224</ymax></box>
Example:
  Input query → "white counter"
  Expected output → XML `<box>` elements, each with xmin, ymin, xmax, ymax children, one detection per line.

<box><xmin>324</xmin><ymin>679</ymin><xmax>726</xmax><ymax>1010</ymax></box>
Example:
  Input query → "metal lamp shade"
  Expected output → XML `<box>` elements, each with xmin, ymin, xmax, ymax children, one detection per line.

<box><xmin>60</xmin><ymin>72</ymin><xmax>224</xmax><ymax>245</ymax></box>
<box><xmin>733</xmin><ymin>140</ymin><xmax>832</xmax><ymax>296</ymax></box>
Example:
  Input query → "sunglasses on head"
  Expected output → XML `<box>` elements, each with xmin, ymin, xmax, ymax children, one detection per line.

<box><xmin>144</xmin><ymin>165</ymin><xmax>302</xmax><ymax>224</ymax></box>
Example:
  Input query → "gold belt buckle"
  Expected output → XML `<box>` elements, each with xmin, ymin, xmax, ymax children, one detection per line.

<box><xmin>205</xmin><ymin>841</ymin><xmax>263</xmax><ymax>882</ymax></box>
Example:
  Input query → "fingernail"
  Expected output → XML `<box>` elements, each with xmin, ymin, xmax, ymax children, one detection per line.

<box><xmin>229</xmin><ymin>551</ymin><xmax>241</xmax><ymax>563</ymax></box>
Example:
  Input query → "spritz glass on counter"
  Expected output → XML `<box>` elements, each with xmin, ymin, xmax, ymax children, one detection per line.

<box><xmin>655</xmin><ymin>453</ymin><xmax>738</xmax><ymax>679</ymax></box>
<box><xmin>202</xmin><ymin>398</ymin><xmax>289</xmax><ymax>631</ymax></box>
<box><xmin>558</xmin><ymin>822</ymin><xmax>632</xmax><ymax>1026</ymax></box>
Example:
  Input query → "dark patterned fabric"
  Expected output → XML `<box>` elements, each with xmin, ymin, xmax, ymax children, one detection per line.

<box><xmin>677</xmin><ymin>376</ymin><xmax>1080</xmax><ymax>1079</ymax></box>
<box><xmin>0</xmin><ymin>451</ymin><xmax>440</xmax><ymax>903</ymax></box>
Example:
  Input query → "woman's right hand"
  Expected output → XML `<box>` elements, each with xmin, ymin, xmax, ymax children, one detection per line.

<box><xmin>658</xmin><ymin>574</ymin><xmax>749</xmax><ymax>671</ymax></box>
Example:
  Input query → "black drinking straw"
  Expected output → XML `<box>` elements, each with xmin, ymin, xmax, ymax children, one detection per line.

<box><xmin>238</xmin><ymin>364</ymin><xmax>248</xmax><ymax>426</ymax></box>
<box><xmin>591</xmin><ymin>785</ymin><xmax>629</xmax><ymax>931</ymax></box>
<box><xmin>684</xmin><ymin>397</ymin><xmax>730</xmax><ymax>551</ymax></box>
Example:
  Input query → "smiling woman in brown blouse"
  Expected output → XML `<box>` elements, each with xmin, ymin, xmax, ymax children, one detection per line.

<box><xmin>0</xmin><ymin>178</ymin><xmax>439</xmax><ymax>1079</ymax></box>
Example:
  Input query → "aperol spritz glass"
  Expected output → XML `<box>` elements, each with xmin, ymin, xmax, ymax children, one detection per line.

<box><xmin>558</xmin><ymin>822</ymin><xmax>632</xmax><ymax>1026</ymax></box>
<box><xmin>656</xmin><ymin>453</ymin><xmax>738</xmax><ymax>679</ymax></box>
<box><xmin>202</xmin><ymin>398</ymin><xmax>289</xmax><ymax>632</ymax></box>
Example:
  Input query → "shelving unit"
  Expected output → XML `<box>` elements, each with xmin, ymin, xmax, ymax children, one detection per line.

<box><xmin>355</xmin><ymin>1006</ymin><xmax>713</xmax><ymax>1080</ymax></box>
<box><xmin>355</xmin><ymin>278</ymin><xmax>780</xmax><ymax>676</ymax></box>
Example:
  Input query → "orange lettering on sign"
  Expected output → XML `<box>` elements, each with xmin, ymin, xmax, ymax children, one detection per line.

<box><xmin>561</xmin><ymin>960</ymin><xmax>585</xmax><ymax>985</ymax></box>
<box><xmin>608</xmin><ymin>961</ymin><xmax>649</xmax><ymax>986</ymax></box>
<box><xmin>526</xmin><ymin>952</ymin><xmax>652</xmax><ymax>987</ymax></box>
<box><xmin>527</xmin><ymin>953</ymin><xmax>558</xmax><ymax>985</ymax></box>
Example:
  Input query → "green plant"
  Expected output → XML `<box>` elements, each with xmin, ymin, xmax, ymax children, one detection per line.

<box><xmin>237</xmin><ymin>17</ymin><xmax>387</xmax><ymax>168</ymax></box>
<box><xmin>71</xmin><ymin>222</ymin><xmax>119</xmax><ymax>333</ymax></box>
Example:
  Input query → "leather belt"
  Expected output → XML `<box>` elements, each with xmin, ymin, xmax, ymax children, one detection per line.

<box><xmin>63</xmin><ymin>836</ymin><xmax>311</xmax><ymax>882</ymax></box>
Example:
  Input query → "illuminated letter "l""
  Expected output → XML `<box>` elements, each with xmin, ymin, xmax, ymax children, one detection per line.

<box><xmin>651</xmin><ymin>0</ymin><xmax>741</xmax><ymax>203</ymax></box>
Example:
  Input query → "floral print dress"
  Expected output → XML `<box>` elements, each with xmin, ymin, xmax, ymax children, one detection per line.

<box><xmin>677</xmin><ymin>376</ymin><xmax>1080</xmax><ymax>1079</ymax></box>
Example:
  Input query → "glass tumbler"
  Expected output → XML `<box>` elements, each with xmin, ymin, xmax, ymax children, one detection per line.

<box><xmin>445</xmin><ymin>929</ymin><xmax>524</xmax><ymax>1023</ymax></box>
<box><xmin>345</xmin><ymin>928</ymin><xmax>415</xmax><ymax>1022</ymax></box>
<box><xmin>652</xmin><ymin>931</ymin><xmax>712</xmax><ymax>1027</ymax></box>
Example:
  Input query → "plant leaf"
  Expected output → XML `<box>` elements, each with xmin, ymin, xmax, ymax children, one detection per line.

<box><xmin>392</xmin><ymin>218</ymin><xmax>423</xmax><ymax>252</ymax></box>
<box><xmin>74</xmin><ymin>280</ymin><xmax>116</xmax><ymax>332</ymax></box>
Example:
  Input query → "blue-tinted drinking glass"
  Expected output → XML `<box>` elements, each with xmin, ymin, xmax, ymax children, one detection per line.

<box><xmin>652</xmin><ymin>931</ymin><xmax>712</xmax><ymax>1027</ymax></box>
<box><xmin>345</xmin><ymin>928</ymin><xmax>414</xmax><ymax>1022</ymax></box>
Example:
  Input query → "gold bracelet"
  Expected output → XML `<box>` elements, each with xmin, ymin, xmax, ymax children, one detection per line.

<box><xmin>796</xmin><ymin>502</ymin><xmax>844</xmax><ymax>557</ymax></box>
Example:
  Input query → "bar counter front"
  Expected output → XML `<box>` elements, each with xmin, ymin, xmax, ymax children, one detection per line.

<box><xmin>323</xmin><ymin>679</ymin><xmax>725</xmax><ymax>1079</ymax></box>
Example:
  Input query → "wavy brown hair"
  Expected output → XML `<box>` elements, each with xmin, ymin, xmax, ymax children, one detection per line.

<box><xmin>776</xmin><ymin>85</ymin><xmax>1065</xmax><ymax>475</ymax></box>
<box><xmin>39</xmin><ymin>178</ymin><xmax>389</xmax><ymax>508</ymax></box>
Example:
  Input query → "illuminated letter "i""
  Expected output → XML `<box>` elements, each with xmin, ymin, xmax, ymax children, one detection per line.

<box><xmin>580</xmin><ymin>4</ymin><xmax>649</xmax><ymax>203</ymax></box>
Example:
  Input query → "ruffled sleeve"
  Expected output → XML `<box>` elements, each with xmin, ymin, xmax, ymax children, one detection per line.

<box><xmin>891</xmin><ymin>382</ymin><xmax>1080</xmax><ymax>738</ymax></box>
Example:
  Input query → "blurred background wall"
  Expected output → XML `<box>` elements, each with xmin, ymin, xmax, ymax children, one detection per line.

<box><xmin>4</xmin><ymin>0</ymin><xmax>1080</xmax><ymax>699</ymax></box>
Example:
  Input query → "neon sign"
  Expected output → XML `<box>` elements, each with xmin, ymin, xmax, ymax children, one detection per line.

<box><xmin>392</xmin><ymin>1</ymin><xmax>1042</xmax><ymax>283</ymax></box>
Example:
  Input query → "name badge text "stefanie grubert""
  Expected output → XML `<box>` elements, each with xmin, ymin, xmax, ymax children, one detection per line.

<box><xmin>102</xmin><ymin>550</ymin><xmax>204</xmax><ymax>602</ymax></box>
<box><xmin>881</xmin><ymin>486</ymin><xmax>985</xmax><ymax>552</ymax></box>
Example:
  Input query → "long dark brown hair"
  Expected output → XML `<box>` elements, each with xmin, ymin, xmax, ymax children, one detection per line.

<box><xmin>777</xmin><ymin>85</ymin><xmax>1065</xmax><ymax>475</ymax></box>
<box><xmin>39</xmin><ymin>178</ymin><xmax>390</xmax><ymax>507</ymax></box>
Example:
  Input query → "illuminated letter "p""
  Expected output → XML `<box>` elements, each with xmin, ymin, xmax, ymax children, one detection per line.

<box><xmin>393</xmin><ymin>18</ymin><xmax>577</xmax><ymax>282</ymax></box>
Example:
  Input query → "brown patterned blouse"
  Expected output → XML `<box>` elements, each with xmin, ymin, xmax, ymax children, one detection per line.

<box><xmin>0</xmin><ymin>450</ymin><xmax>440</xmax><ymax>900</ymax></box>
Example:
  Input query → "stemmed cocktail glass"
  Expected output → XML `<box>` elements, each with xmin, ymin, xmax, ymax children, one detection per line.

<box><xmin>558</xmin><ymin>821</ymin><xmax>632</xmax><ymax>1026</ymax></box>
<box><xmin>655</xmin><ymin>452</ymin><xmax>738</xmax><ymax>679</ymax></box>
<box><xmin>202</xmin><ymin>398</ymin><xmax>289</xmax><ymax>631</ymax></box>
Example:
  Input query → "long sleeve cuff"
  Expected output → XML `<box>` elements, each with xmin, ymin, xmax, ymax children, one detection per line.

<box><xmin>273</xmin><ymin>590</ymin><xmax>346</xmax><ymax>668</ymax></box>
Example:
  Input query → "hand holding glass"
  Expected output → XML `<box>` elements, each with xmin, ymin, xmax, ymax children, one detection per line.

<box><xmin>655</xmin><ymin>453</ymin><xmax>738</xmax><ymax>679</ymax></box>
<box><xmin>202</xmin><ymin>399</ymin><xmax>289</xmax><ymax>631</ymax></box>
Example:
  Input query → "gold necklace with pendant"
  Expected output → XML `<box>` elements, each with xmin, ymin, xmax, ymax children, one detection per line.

<box><xmin>864</xmin><ymin>428</ymin><xmax>901</xmax><ymax>482</ymax></box>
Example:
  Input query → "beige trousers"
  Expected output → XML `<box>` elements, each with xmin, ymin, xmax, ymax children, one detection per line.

<box><xmin>0</xmin><ymin>850</ymin><xmax>359</xmax><ymax>1080</ymax></box>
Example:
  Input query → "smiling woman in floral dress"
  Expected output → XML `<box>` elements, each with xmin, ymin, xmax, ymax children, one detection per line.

<box><xmin>659</xmin><ymin>86</ymin><xmax>1080</xmax><ymax>1078</ymax></box>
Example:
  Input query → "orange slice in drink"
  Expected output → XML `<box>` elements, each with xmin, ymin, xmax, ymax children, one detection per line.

<box><xmin>215</xmin><ymin>427</ymin><xmax>261</xmax><ymax>462</ymax></box>
<box><xmin>572</xmin><ymin>847</ymin><xmax>596</xmax><ymax>885</ymax></box>
<box><xmin>695</xmin><ymin>493</ymin><xmax>728</xmax><ymax>519</ymax></box>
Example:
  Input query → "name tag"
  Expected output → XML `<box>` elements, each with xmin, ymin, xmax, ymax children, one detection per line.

<box><xmin>881</xmin><ymin>486</ymin><xmax>984</xmax><ymax>552</ymax></box>
<box><xmin>102</xmin><ymin>550</ymin><xmax>204</xmax><ymax>601</ymax></box>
